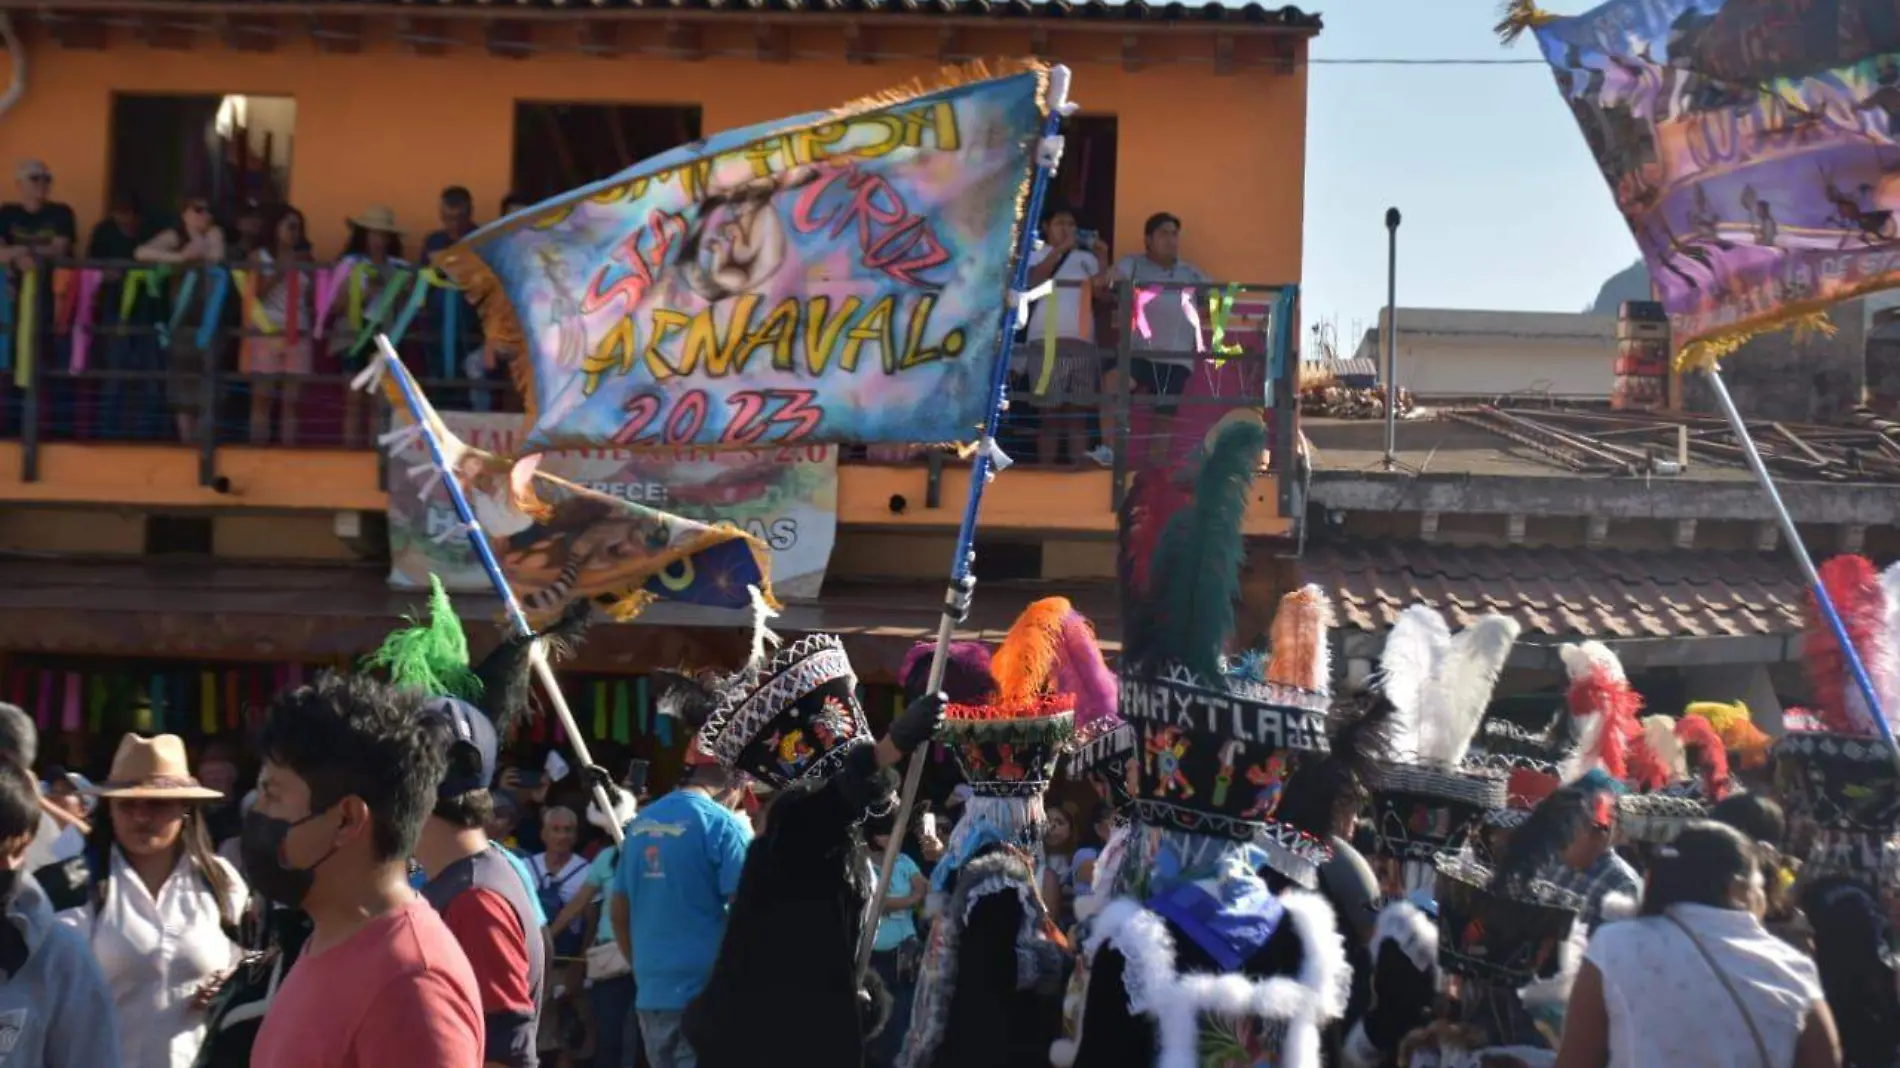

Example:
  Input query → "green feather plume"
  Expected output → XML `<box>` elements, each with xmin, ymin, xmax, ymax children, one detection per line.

<box><xmin>362</xmin><ymin>574</ymin><xmax>483</xmax><ymax>701</ymax></box>
<box><xmin>1144</xmin><ymin>418</ymin><xmax>1267</xmax><ymax>682</ymax></box>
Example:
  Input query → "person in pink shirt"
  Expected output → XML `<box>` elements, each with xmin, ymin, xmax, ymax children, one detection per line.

<box><xmin>242</xmin><ymin>673</ymin><xmax>485</xmax><ymax>1068</ymax></box>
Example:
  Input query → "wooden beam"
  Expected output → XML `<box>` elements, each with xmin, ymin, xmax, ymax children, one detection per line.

<box><xmin>217</xmin><ymin>13</ymin><xmax>274</xmax><ymax>52</ymax></box>
<box><xmin>843</xmin><ymin>21</ymin><xmax>871</xmax><ymax>65</ymax></box>
<box><xmin>308</xmin><ymin>13</ymin><xmax>363</xmax><ymax>53</ymax></box>
<box><xmin>936</xmin><ymin>26</ymin><xmax>961</xmax><ymax>65</ymax></box>
<box><xmin>394</xmin><ymin>16</ymin><xmax>450</xmax><ymax>56</ymax></box>
<box><xmin>1214</xmin><ymin>31</ymin><xmax>1237</xmax><ymax>75</ymax></box>
<box><xmin>484</xmin><ymin>18</ymin><xmax>532</xmax><ymax>59</ymax></box>
<box><xmin>579</xmin><ymin>20</ymin><xmax>621</xmax><ymax>57</ymax></box>
<box><xmin>1121</xmin><ymin>33</ymin><xmax>1142</xmax><ymax>73</ymax></box>
<box><xmin>663</xmin><ymin>19</ymin><xmax>703</xmax><ymax>60</ymax></box>
<box><xmin>130</xmin><ymin>13</ymin><xmax>191</xmax><ymax>50</ymax></box>
<box><xmin>40</xmin><ymin>14</ymin><xmax>107</xmax><ymax>49</ymax></box>
<box><xmin>753</xmin><ymin>20</ymin><xmax>789</xmax><ymax>63</ymax></box>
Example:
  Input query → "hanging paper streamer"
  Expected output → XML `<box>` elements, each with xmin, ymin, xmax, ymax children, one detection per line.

<box><xmin>1037</xmin><ymin>294</ymin><xmax>1060</xmax><ymax>395</ymax></box>
<box><xmin>13</xmin><ymin>268</ymin><xmax>37</xmax><ymax>390</ymax></box>
<box><xmin>632</xmin><ymin>678</ymin><xmax>648</xmax><ymax>743</ymax></box>
<box><xmin>161</xmin><ymin>271</ymin><xmax>198</xmax><ymax>350</ymax></box>
<box><xmin>232</xmin><ymin>269</ymin><xmax>278</xmax><ymax>337</ymax></box>
<box><xmin>384</xmin><ymin>271</ymin><xmax>435</xmax><ymax>349</ymax></box>
<box><xmin>68</xmin><ymin>270</ymin><xmax>102</xmax><ymax>373</ymax></box>
<box><xmin>1207</xmin><ymin>284</ymin><xmax>1244</xmax><ymax>363</ymax></box>
<box><xmin>312</xmin><ymin>260</ymin><xmax>354</xmax><ymax>341</ymax></box>
<box><xmin>352</xmin><ymin>268</ymin><xmax>413</xmax><ymax>354</ymax></box>
<box><xmin>32</xmin><ymin>672</ymin><xmax>51</xmax><ymax>730</ymax></box>
<box><xmin>442</xmin><ymin>285</ymin><xmax>461</xmax><ymax>380</ymax></box>
<box><xmin>51</xmin><ymin>269</ymin><xmax>76</xmax><ymax>336</ymax></box>
<box><xmin>87</xmin><ymin>675</ymin><xmax>107</xmax><ymax>734</ymax></box>
<box><xmin>1502</xmin><ymin>0</ymin><xmax>1900</xmax><ymax>368</ymax></box>
<box><xmin>120</xmin><ymin>268</ymin><xmax>166</xmax><ymax>325</ymax></box>
<box><xmin>593</xmin><ymin>681</ymin><xmax>609</xmax><ymax>739</ymax></box>
<box><xmin>615</xmin><ymin>681</ymin><xmax>632</xmax><ymax>744</ymax></box>
<box><xmin>437</xmin><ymin>63</ymin><xmax>1048</xmax><ymax>452</ymax></box>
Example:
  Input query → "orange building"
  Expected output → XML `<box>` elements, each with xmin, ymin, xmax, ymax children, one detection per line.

<box><xmin>0</xmin><ymin>0</ymin><xmax>1313</xmax><ymax>775</ymax></box>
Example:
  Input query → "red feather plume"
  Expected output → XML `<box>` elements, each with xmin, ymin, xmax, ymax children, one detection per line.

<box><xmin>1805</xmin><ymin>555</ymin><xmax>1887</xmax><ymax>735</ymax></box>
<box><xmin>1625</xmin><ymin>724</ymin><xmax>1672</xmax><ymax>792</ymax></box>
<box><xmin>1567</xmin><ymin>663</ymin><xmax>1643</xmax><ymax>780</ymax></box>
<box><xmin>1675</xmin><ymin>714</ymin><xmax>1732</xmax><ymax>801</ymax></box>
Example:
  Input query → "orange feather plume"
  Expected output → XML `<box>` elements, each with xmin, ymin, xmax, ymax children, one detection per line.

<box><xmin>992</xmin><ymin>597</ymin><xmax>1074</xmax><ymax>706</ymax></box>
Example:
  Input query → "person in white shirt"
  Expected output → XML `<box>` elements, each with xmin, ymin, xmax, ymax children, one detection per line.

<box><xmin>1017</xmin><ymin>207</ymin><xmax>1111</xmax><ymax>466</ymax></box>
<box><xmin>1555</xmin><ymin>820</ymin><xmax>1841</xmax><ymax>1068</ymax></box>
<box><xmin>531</xmin><ymin>806</ymin><xmax>590</xmax><ymax>1067</ymax></box>
<box><xmin>58</xmin><ymin>733</ymin><xmax>249</xmax><ymax>1068</ymax></box>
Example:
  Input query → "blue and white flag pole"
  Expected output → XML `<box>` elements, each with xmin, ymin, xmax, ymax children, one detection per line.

<box><xmin>854</xmin><ymin>65</ymin><xmax>1077</xmax><ymax>985</ymax></box>
<box><xmin>1701</xmin><ymin>363</ymin><xmax>1900</xmax><ymax>768</ymax></box>
<box><xmin>356</xmin><ymin>338</ymin><xmax>626</xmax><ymax>844</ymax></box>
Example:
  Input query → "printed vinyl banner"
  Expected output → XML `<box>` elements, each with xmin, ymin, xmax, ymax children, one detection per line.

<box><xmin>439</xmin><ymin>65</ymin><xmax>1047</xmax><ymax>452</ymax></box>
<box><xmin>1522</xmin><ymin>1</ymin><xmax>1900</xmax><ymax>362</ymax></box>
<box><xmin>389</xmin><ymin>411</ymin><xmax>838</xmax><ymax>605</ymax></box>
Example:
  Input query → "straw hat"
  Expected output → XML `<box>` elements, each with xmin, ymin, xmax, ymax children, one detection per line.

<box><xmin>348</xmin><ymin>205</ymin><xmax>403</xmax><ymax>235</ymax></box>
<box><xmin>92</xmin><ymin>734</ymin><xmax>223</xmax><ymax>800</ymax></box>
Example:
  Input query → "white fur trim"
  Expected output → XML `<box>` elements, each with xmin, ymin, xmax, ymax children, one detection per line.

<box><xmin>1369</xmin><ymin>898</ymin><xmax>1438</xmax><ymax>974</ymax></box>
<box><xmin>1088</xmin><ymin>889</ymin><xmax>1349</xmax><ymax>1068</ymax></box>
<box><xmin>1049</xmin><ymin>1038</ymin><xmax>1078</xmax><ymax>1067</ymax></box>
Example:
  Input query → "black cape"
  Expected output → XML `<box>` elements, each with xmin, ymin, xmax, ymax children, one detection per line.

<box><xmin>684</xmin><ymin>743</ymin><xmax>895</xmax><ymax>1068</ymax></box>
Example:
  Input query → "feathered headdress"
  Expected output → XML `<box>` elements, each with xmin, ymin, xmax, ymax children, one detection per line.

<box><xmin>1266</xmin><ymin>585</ymin><xmax>1334</xmax><ymax>694</ymax></box>
<box><xmin>901</xmin><ymin>640</ymin><xmax>997</xmax><ymax>706</ymax></box>
<box><xmin>363</xmin><ymin>575</ymin><xmax>482</xmax><ymax>703</ymax></box>
<box><xmin>1126</xmin><ymin>416</ymin><xmax>1266</xmax><ymax>681</ymax></box>
<box><xmin>1375</xmin><ymin>604</ymin><xmax>1451</xmax><ymax>763</ymax></box>
<box><xmin>1558</xmin><ymin>641</ymin><xmax>1642</xmax><ymax>783</ymax></box>
<box><xmin>1413</xmin><ymin>614</ymin><xmax>1521</xmax><ymax>769</ymax></box>
<box><xmin>1804</xmin><ymin>555</ymin><xmax>1894</xmax><ymax>735</ymax></box>
<box><xmin>1687</xmin><ymin>701</ymin><xmax>1771</xmax><ymax>771</ymax></box>
<box><xmin>941</xmin><ymin>597</ymin><xmax>1081</xmax><ymax>794</ymax></box>
<box><xmin>1626</xmin><ymin>714</ymin><xmax>1686</xmax><ymax>793</ymax></box>
<box><xmin>1675</xmin><ymin>713</ymin><xmax>1732</xmax><ymax>801</ymax></box>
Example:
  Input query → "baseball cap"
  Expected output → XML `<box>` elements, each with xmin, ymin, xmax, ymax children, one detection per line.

<box><xmin>419</xmin><ymin>696</ymin><xmax>499</xmax><ymax>798</ymax></box>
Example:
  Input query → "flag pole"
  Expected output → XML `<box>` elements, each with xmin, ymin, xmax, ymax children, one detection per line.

<box><xmin>854</xmin><ymin>66</ymin><xmax>1075</xmax><ymax>987</ymax></box>
<box><xmin>366</xmin><ymin>336</ymin><xmax>626</xmax><ymax>845</ymax></box>
<box><xmin>1701</xmin><ymin>362</ymin><xmax>1900</xmax><ymax>768</ymax></box>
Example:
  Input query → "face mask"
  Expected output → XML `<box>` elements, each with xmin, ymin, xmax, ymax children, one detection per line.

<box><xmin>240</xmin><ymin>807</ymin><xmax>338</xmax><ymax>908</ymax></box>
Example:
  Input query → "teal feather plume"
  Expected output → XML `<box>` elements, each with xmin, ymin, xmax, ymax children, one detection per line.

<box><xmin>362</xmin><ymin>574</ymin><xmax>483</xmax><ymax>701</ymax></box>
<box><xmin>1143</xmin><ymin>418</ymin><xmax>1267</xmax><ymax>681</ymax></box>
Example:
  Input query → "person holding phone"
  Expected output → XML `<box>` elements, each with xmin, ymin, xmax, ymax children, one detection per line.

<box><xmin>1015</xmin><ymin>205</ymin><xmax>1111</xmax><ymax>467</ymax></box>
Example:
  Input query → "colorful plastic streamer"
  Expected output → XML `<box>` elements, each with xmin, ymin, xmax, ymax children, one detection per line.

<box><xmin>68</xmin><ymin>269</ymin><xmax>102</xmax><ymax>373</ymax></box>
<box><xmin>614</xmin><ymin>681</ymin><xmax>632</xmax><ymax>745</ymax></box>
<box><xmin>1207</xmin><ymin>284</ymin><xmax>1244</xmax><ymax>363</ymax></box>
<box><xmin>195</xmin><ymin>268</ymin><xmax>231</xmax><ymax>352</ymax></box>
<box><xmin>12</xmin><ymin>268</ymin><xmax>36</xmax><ymax>390</ymax></box>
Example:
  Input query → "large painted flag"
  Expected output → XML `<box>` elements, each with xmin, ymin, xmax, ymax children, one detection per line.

<box><xmin>365</xmin><ymin>348</ymin><xmax>775</xmax><ymax>622</ymax></box>
<box><xmin>439</xmin><ymin>61</ymin><xmax>1050</xmax><ymax>453</ymax></box>
<box><xmin>1504</xmin><ymin>0</ymin><xmax>1900</xmax><ymax>367</ymax></box>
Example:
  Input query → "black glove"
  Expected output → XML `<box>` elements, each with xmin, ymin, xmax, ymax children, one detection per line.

<box><xmin>580</xmin><ymin>763</ymin><xmax>615</xmax><ymax>795</ymax></box>
<box><xmin>888</xmin><ymin>692</ymin><xmax>947</xmax><ymax>756</ymax></box>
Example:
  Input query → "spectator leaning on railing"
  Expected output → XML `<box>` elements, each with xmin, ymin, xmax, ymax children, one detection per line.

<box><xmin>134</xmin><ymin>198</ymin><xmax>227</xmax><ymax>445</ymax></box>
<box><xmin>0</xmin><ymin>159</ymin><xmax>78</xmax><ymax>438</ymax></box>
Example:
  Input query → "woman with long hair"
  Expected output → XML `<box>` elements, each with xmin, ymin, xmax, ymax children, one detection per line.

<box><xmin>331</xmin><ymin>207</ymin><xmax>409</xmax><ymax>446</ymax></box>
<box><xmin>134</xmin><ymin>196</ymin><xmax>226</xmax><ymax>444</ymax></box>
<box><xmin>1039</xmin><ymin>803</ymin><xmax>1081</xmax><ymax>931</ymax></box>
<box><xmin>58</xmin><ymin>733</ymin><xmax>249</xmax><ymax>1068</ymax></box>
<box><xmin>243</xmin><ymin>205</ymin><xmax>314</xmax><ymax>445</ymax></box>
<box><xmin>1554</xmin><ymin>820</ymin><xmax>1840</xmax><ymax>1068</ymax></box>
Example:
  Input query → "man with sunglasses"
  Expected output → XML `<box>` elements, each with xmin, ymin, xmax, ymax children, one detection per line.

<box><xmin>0</xmin><ymin>161</ymin><xmax>74</xmax><ymax>270</ymax></box>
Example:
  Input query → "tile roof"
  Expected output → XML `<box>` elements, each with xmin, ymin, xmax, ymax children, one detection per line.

<box><xmin>1302</xmin><ymin>539</ymin><xmax>1808</xmax><ymax>640</ymax></box>
<box><xmin>92</xmin><ymin>0</ymin><xmax>1324</xmax><ymax>26</ymax></box>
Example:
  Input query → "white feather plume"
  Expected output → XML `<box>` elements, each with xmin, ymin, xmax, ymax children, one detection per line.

<box><xmin>1641</xmin><ymin>715</ymin><xmax>1686</xmax><ymax>782</ymax></box>
<box><xmin>1882</xmin><ymin>562</ymin><xmax>1900</xmax><ymax>722</ymax></box>
<box><xmin>1377</xmin><ymin>605</ymin><xmax>1451</xmax><ymax>764</ymax></box>
<box><xmin>1416</xmin><ymin>614</ymin><xmax>1521</xmax><ymax>767</ymax></box>
<box><xmin>744</xmin><ymin>584</ymin><xmax>782</xmax><ymax>674</ymax></box>
<box><xmin>1560</xmin><ymin>641</ymin><xmax>1624</xmax><ymax>685</ymax></box>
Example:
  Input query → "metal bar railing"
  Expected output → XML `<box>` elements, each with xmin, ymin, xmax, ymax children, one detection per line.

<box><xmin>0</xmin><ymin>259</ymin><xmax>1301</xmax><ymax>514</ymax></box>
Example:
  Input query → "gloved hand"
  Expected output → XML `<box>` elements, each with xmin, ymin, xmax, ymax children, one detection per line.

<box><xmin>580</xmin><ymin>763</ymin><xmax>615</xmax><ymax>795</ymax></box>
<box><xmin>888</xmin><ymin>692</ymin><xmax>947</xmax><ymax>756</ymax></box>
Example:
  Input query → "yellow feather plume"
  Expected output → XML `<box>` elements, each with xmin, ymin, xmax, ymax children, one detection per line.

<box><xmin>993</xmin><ymin>597</ymin><xmax>1074</xmax><ymax>705</ymax></box>
<box><xmin>1687</xmin><ymin>701</ymin><xmax>1773</xmax><ymax>770</ymax></box>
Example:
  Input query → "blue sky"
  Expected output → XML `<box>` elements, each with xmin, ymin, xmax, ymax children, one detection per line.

<box><xmin>1300</xmin><ymin>0</ymin><xmax>1640</xmax><ymax>350</ymax></box>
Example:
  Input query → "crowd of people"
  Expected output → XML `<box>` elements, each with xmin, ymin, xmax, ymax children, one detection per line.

<box><xmin>0</xmin><ymin>156</ymin><xmax>1240</xmax><ymax>464</ymax></box>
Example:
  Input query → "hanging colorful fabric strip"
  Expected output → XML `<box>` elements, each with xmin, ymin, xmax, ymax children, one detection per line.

<box><xmin>140</xmin><ymin>676</ymin><xmax>160</xmax><ymax>733</ymax></box>
<box><xmin>312</xmin><ymin>261</ymin><xmax>352</xmax><ymax>341</ymax></box>
<box><xmin>87</xmin><ymin>674</ymin><xmax>108</xmax><ymax>734</ymax></box>
<box><xmin>12</xmin><ymin>268</ymin><xmax>37</xmax><ymax>390</ymax></box>
<box><xmin>119</xmin><ymin>267</ymin><xmax>165</xmax><ymax>324</ymax></box>
<box><xmin>442</xmin><ymin>285</ymin><xmax>461</xmax><ymax>380</ymax></box>
<box><xmin>1036</xmin><ymin>290</ymin><xmax>1059</xmax><ymax>395</ymax></box>
<box><xmin>593</xmin><ymin>681</ymin><xmax>609</xmax><ymax>739</ymax></box>
<box><xmin>51</xmin><ymin>269</ymin><xmax>76</xmax><ymax>335</ymax></box>
<box><xmin>224</xmin><ymin>670</ymin><xmax>240</xmax><ymax>730</ymax></box>
<box><xmin>283</xmin><ymin>270</ymin><xmax>303</xmax><ymax>346</ymax></box>
<box><xmin>1132</xmin><ymin>285</ymin><xmax>1158</xmax><ymax>342</ymax></box>
<box><xmin>632</xmin><ymin>678</ymin><xmax>648</xmax><ymax>742</ymax></box>
<box><xmin>196</xmin><ymin>268</ymin><xmax>231</xmax><ymax>351</ymax></box>
<box><xmin>614</xmin><ymin>681</ymin><xmax>632</xmax><ymax>745</ymax></box>
<box><xmin>200</xmin><ymin>671</ymin><xmax>218</xmax><ymax>734</ymax></box>
<box><xmin>68</xmin><ymin>269</ymin><xmax>102</xmax><ymax>374</ymax></box>
<box><xmin>232</xmin><ymin>269</ymin><xmax>277</xmax><ymax>337</ymax></box>
<box><xmin>0</xmin><ymin>272</ymin><xmax>14</xmax><ymax>375</ymax></box>
<box><xmin>162</xmin><ymin>271</ymin><xmax>198</xmax><ymax>350</ymax></box>
<box><xmin>385</xmin><ymin>271</ymin><xmax>433</xmax><ymax>348</ymax></box>
<box><xmin>1180</xmin><ymin>289</ymin><xmax>1205</xmax><ymax>354</ymax></box>
<box><xmin>1207</xmin><ymin>284</ymin><xmax>1243</xmax><ymax>363</ymax></box>
<box><xmin>59</xmin><ymin>672</ymin><xmax>79</xmax><ymax>732</ymax></box>
<box><xmin>353</xmin><ymin>268</ymin><xmax>412</xmax><ymax>353</ymax></box>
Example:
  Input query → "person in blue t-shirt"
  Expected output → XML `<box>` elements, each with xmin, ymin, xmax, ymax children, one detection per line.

<box><xmin>611</xmin><ymin>764</ymin><xmax>750</xmax><ymax>1068</ymax></box>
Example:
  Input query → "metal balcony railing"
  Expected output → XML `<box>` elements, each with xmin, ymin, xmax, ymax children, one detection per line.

<box><xmin>0</xmin><ymin>259</ymin><xmax>1300</xmax><ymax>511</ymax></box>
